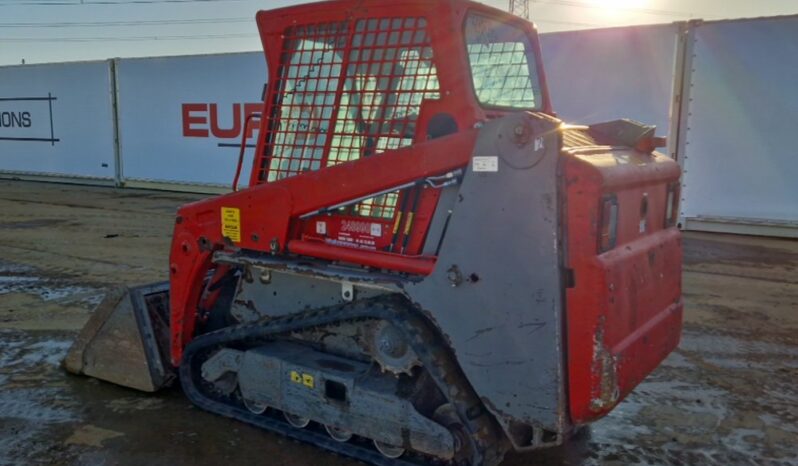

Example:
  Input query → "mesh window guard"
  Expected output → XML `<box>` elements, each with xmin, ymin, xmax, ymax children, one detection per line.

<box><xmin>465</xmin><ymin>13</ymin><xmax>542</xmax><ymax>109</ymax></box>
<box><xmin>261</xmin><ymin>17</ymin><xmax>441</xmax><ymax>219</ymax></box>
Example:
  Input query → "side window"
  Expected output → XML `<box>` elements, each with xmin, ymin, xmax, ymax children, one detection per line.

<box><xmin>465</xmin><ymin>13</ymin><xmax>542</xmax><ymax>109</ymax></box>
<box><xmin>266</xmin><ymin>22</ymin><xmax>348</xmax><ymax>182</ymax></box>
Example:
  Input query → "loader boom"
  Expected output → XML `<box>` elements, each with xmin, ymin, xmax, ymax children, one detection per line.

<box><xmin>168</xmin><ymin>130</ymin><xmax>478</xmax><ymax>361</ymax></box>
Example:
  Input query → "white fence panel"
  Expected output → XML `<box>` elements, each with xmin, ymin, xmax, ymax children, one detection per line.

<box><xmin>540</xmin><ymin>24</ymin><xmax>679</xmax><ymax>145</ymax></box>
<box><xmin>115</xmin><ymin>52</ymin><xmax>265</xmax><ymax>190</ymax></box>
<box><xmin>2</xmin><ymin>18</ymin><xmax>795</xmax><ymax>238</ymax></box>
<box><xmin>0</xmin><ymin>60</ymin><xmax>116</xmax><ymax>181</ymax></box>
<box><xmin>679</xmin><ymin>16</ymin><xmax>798</xmax><ymax>237</ymax></box>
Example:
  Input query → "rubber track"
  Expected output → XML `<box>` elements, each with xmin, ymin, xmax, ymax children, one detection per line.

<box><xmin>179</xmin><ymin>295</ymin><xmax>504</xmax><ymax>466</ymax></box>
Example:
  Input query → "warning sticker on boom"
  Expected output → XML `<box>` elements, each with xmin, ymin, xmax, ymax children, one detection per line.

<box><xmin>221</xmin><ymin>207</ymin><xmax>241</xmax><ymax>243</ymax></box>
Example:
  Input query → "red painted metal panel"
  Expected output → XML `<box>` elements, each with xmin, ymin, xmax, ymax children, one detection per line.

<box><xmin>563</xmin><ymin>148</ymin><xmax>683</xmax><ymax>424</ymax></box>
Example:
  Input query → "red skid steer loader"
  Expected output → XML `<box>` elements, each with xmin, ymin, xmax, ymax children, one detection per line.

<box><xmin>64</xmin><ymin>1</ymin><xmax>683</xmax><ymax>464</ymax></box>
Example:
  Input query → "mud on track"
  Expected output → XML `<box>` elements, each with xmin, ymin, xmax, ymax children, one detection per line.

<box><xmin>0</xmin><ymin>180</ymin><xmax>796</xmax><ymax>466</ymax></box>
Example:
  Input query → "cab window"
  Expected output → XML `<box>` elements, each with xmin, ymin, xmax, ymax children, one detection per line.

<box><xmin>465</xmin><ymin>13</ymin><xmax>543</xmax><ymax>109</ymax></box>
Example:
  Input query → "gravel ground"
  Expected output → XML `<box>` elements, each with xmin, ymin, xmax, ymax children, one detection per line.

<box><xmin>0</xmin><ymin>180</ymin><xmax>795</xmax><ymax>466</ymax></box>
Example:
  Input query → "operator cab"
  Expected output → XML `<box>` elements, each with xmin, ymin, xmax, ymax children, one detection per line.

<box><xmin>252</xmin><ymin>0</ymin><xmax>551</xmax><ymax>255</ymax></box>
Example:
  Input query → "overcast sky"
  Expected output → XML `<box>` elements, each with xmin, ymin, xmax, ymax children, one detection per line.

<box><xmin>1</xmin><ymin>0</ymin><xmax>796</xmax><ymax>66</ymax></box>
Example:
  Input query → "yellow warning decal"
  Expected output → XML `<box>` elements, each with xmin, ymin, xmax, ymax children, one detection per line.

<box><xmin>289</xmin><ymin>370</ymin><xmax>315</xmax><ymax>389</ymax></box>
<box><xmin>290</xmin><ymin>370</ymin><xmax>302</xmax><ymax>384</ymax></box>
<box><xmin>221</xmin><ymin>207</ymin><xmax>241</xmax><ymax>243</ymax></box>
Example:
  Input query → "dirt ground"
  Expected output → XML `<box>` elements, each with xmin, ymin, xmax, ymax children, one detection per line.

<box><xmin>0</xmin><ymin>180</ymin><xmax>796</xmax><ymax>466</ymax></box>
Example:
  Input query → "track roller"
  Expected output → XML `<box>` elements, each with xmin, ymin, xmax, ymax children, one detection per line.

<box><xmin>324</xmin><ymin>425</ymin><xmax>353</xmax><ymax>443</ymax></box>
<box><xmin>373</xmin><ymin>440</ymin><xmax>405</xmax><ymax>459</ymax></box>
<box><xmin>284</xmin><ymin>412</ymin><xmax>311</xmax><ymax>428</ymax></box>
<box><xmin>242</xmin><ymin>396</ymin><xmax>268</xmax><ymax>415</ymax></box>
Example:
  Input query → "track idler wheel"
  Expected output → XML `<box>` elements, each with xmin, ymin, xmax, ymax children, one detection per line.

<box><xmin>434</xmin><ymin>403</ymin><xmax>471</xmax><ymax>461</ymax></box>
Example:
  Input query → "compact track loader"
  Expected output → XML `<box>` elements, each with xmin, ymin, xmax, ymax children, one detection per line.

<box><xmin>65</xmin><ymin>1</ymin><xmax>683</xmax><ymax>464</ymax></box>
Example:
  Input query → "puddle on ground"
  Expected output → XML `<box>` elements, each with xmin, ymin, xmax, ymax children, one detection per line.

<box><xmin>65</xmin><ymin>424</ymin><xmax>125</xmax><ymax>448</ymax></box>
<box><xmin>0</xmin><ymin>260</ymin><xmax>106</xmax><ymax>331</ymax></box>
<box><xmin>105</xmin><ymin>396</ymin><xmax>165</xmax><ymax>413</ymax></box>
<box><xmin>0</xmin><ymin>330</ymin><xmax>72</xmax><ymax>373</ymax></box>
<box><xmin>0</xmin><ymin>274</ymin><xmax>103</xmax><ymax>309</ymax></box>
<box><xmin>0</xmin><ymin>330</ymin><xmax>82</xmax><ymax>466</ymax></box>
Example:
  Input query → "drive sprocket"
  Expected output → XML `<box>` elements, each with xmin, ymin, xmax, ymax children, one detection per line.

<box><xmin>367</xmin><ymin>320</ymin><xmax>421</xmax><ymax>375</ymax></box>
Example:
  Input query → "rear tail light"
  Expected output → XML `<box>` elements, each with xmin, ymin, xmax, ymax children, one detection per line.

<box><xmin>599</xmin><ymin>195</ymin><xmax>618</xmax><ymax>253</ymax></box>
<box><xmin>665</xmin><ymin>183</ymin><xmax>680</xmax><ymax>228</ymax></box>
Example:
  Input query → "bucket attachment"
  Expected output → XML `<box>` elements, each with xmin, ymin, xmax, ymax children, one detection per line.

<box><xmin>64</xmin><ymin>282</ymin><xmax>175</xmax><ymax>392</ymax></box>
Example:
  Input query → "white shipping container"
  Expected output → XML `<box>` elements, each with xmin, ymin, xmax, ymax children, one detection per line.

<box><xmin>677</xmin><ymin>16</ymin><xmax>798</xmax><ymax>237</ymax></box>
<box><xmin>0</xmin><ymin>60</ymin><xmax>117</xmax><ymax>181</ymax></box>
<box><xmin>115</xmin><ymin>52</ymin><xmax>266</xmax><ymax>190</ymax></box>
